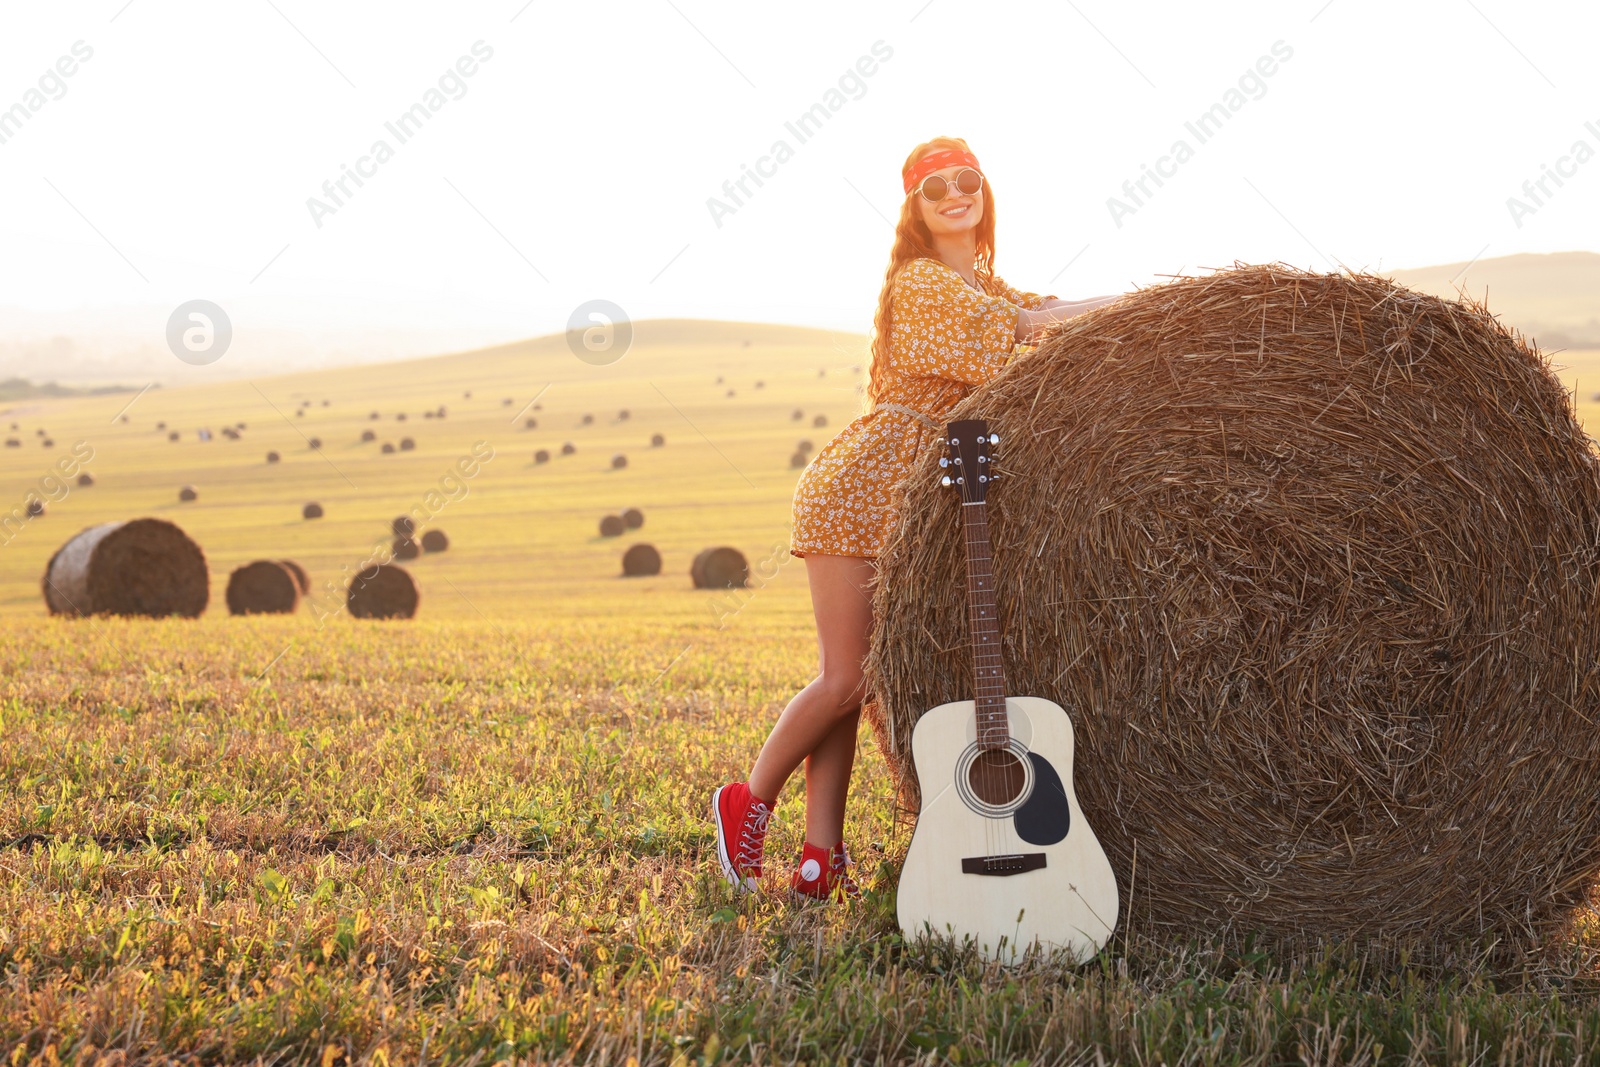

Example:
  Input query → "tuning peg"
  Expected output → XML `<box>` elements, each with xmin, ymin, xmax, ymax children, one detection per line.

<box><xmin>940</xmin><ymin>475</ymin><xmax>952</xmax><ymax>487</ymax></box>
<box><xmin>988</xmin><ymin>433</ymin><xmax>999</xmax><ymax>445</ymax></box>
<box><xmin>939</xmin><ymin>456</ymin><xmax>949</xmax><ymax>467</ymax></box>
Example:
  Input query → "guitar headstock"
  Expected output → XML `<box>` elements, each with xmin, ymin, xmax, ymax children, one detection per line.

<box><xmin>941</xmin><ymin>418</ymin><xmax>998</xmax><ymax>504</ymax></box>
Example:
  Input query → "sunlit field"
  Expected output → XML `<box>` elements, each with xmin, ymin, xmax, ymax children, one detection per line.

<box><xmin>5</xmin><ymin>333</ymin><xmax>1600</xmax><ymax>1063</ymax></box>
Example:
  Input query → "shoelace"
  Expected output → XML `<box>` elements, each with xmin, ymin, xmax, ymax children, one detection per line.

<box><xmin>735</xmin><ymin>802</ymin><xmax>771</xmax><ymax>868</ymax></box>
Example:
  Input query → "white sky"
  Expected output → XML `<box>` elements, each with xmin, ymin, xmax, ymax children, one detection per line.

<box><xmin>0</xmin><ymin>0</ymin><xmax>1596</xmax><ymax>379</ymax></box>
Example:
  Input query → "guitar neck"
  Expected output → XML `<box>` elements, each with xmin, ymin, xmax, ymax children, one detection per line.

<box><xmin>962</xmin><ymin>500</ymin><xmax>1009</xmax><ymax>747</ymax></box>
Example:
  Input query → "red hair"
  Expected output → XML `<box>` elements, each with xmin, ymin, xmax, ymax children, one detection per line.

<box><xmin>865</xmin><ymin>136</ymin><xmax>997</xmax><ymax>406</ymax></box>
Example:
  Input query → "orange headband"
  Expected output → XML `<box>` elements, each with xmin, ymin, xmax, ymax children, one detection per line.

<box><xmin>903</xmin><ymin>149</ymin><xmax>982</xmax><ymax>195</ymax></box>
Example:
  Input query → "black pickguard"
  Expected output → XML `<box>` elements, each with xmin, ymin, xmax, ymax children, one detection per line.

<box><xmin>1013</xmin><ymin>752</ymin><xmax>1070</xmax><ymax>846</ymax></box>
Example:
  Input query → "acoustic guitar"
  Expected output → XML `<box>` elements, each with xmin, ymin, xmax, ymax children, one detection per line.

<box><xmin>896</xmin><ymin>418</ymin><xmax>1119</xmax><ymax>964</ymax></box>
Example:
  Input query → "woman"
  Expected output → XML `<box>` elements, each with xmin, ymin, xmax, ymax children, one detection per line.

<box><xmin>712</xmin><ymin>136</ymin><xmax>1121</xmax><ymax>901</ymax></box>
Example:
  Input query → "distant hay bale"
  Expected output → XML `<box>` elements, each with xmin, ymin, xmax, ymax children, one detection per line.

<box><xmin>27</xmin><ymin>500</ymin><xmax>45</xmax><ymax>517</ymax></box>
<box><xmin>726</xmin><ymin>389</ymin><xmax>736</xmax><ymax>398</ymax></box>
<box><xmin>651</xmin><ymin>433</ymin><xmax>665</xmax><ymax>447</ymax></box>
<box><xmin>796</xmin><ymin>439</ymin><xmax>813</xmax><ymax>454</ymax></box>
<box><xmin>599</xmin><ymin>515</ymin><xmax>625</xmax><ymax>537</ymax></box>
<box><xmin>582</xmin><ymin>413</ymin><xmax>594</xmax><ymax>425</ymax></box>
<box><xmin>278</xmin><ymin>558</ymin><xmax>310</xmax><ymax>595</ymax></box>
<box><xmin>622</xmin><ymin>542</ymin><xmax>661</xmax><ymax>576</ymax></box>
<box><xmin>525</xmin><ymin>417</ymin><xmax>538</xmax><ymax>429</ymax></box>
<box><xmin>361</xmin><ymin>429</ymin><xmax>376</xmax><ymax>442</ymax></box>
<box><xmin>790</xmin><ymin>452</ymin><xmax>807</xmax><ymax>469</ymax></box>
<box><xmin>397</xmin><ymin>413</ymin><xmax>407</xmax><ymax>421</ymax></box>
<box><xmin>399</xmin><ymin>438</ymin><xmax>415</xmax><ymax>451</ymax></box>
<box><xmin>754</xmin><ymin>380</ymin><xmax>765</xmax><ymax>389</ymax></box>
<box><xmin>36</xmin><ymin>429</ymin><xmax>46</xmax><ymax>436</ymax></box>
<box><xmin>503</xmin><ymin>397</ymin><xmax>514</xmax><ymax>406</ymax></box>
<box><xmin>370</xmin><ymin>411</ymin><xmax>380</xmax><ymax>420</ymax></box>
<box><xmin>463</xmin><ymin>391</ymin><xmax>472</xmax><ymax>399</ymax></box>
<box><xmin>308</xmin><ymin>437</ymin><xmax>322</xmax><ymax>450</ymax></box>
<box><xmin>266</xmin><ymin>451</ymin><xmax>280</xmax><ymax>463</ymax></box>
<box><xmin>42</xmin><ymin>517</ymin><xmax>208</xmax><ymax>617</ymax></box>
<box><xmin>178</xmin><ymin>485</ymin><xmax>197</xmax><ymax>502</ymax></box>
<box><xmin>392</xmin><ymin>516</ymin><xmax>415</xmax><ymax>537</ymax></box>
<box><xmin>420</xmin><ymin>529</ymin><xmax>449</xmax><ymax>553</ymax></box>
<box><xmin>611</xmin><ymin>453</ymin><xmax>628</xmax><ymax>469</ymax></box>
<box><xmin>716</xmin><ymin>375</ymin><xmax>724</xmax><ymax>384</ymax></box>
<box><xmin>691</xmin><ymin>546</ymin><xmax>748</xmax><ymax>590</ymax></box>
<box><xmin>302</xmin><ymin>502</ymin><xmax>323</xmax><ymax>520</ymax></box>
<box><xmin>622</xmin><ymin>507</ymin><xmax>644</xmax><ymax>529</ymax></box>
<box><xmin>76</xmin><ymin>472</ymin><xmax>94</xmax><ymax>487</ymax></box>
<box><xmin>812</xmin><ymin>414</ymin><xmax>827</xmax><ymax>427</ymax></box>
<box><xmin>436</xmin><ymin>406</ymin><xmax>446</xmax><ymax>418</ymax></box>
<box><xmin>42</xmin><ymin>438</ymin><xmax>54</xmax><ymax>448</ymax></box>
<box><xmin>4</xmin><ymin>439</ymin><xmax>18</xmax><ymax>448</ymax></box>
<box><xmin>535</xmin><ymin>449</ymin><xmax>551</xmax><ymax>464</ymax></box>
<box><xmin>221</xmin><ymin>428</ymin><xmax>239</xmax><ymax>440</ymax></box>
<box><xmin>619</xmin><ymin>409</ymin><xmax>630</xmax><ymax>420</ymax></box>
<box><xmin>424</xmin><ymin>411</ymin><xmax>435</xmax><ymax>419</ymax></box>
<box><xmin>867</xmin><ymin>263</ymin><xmax>1600</xmax><ymax>947</ymax></box>
<box><xmin>391</xmin><ymin>536</ymin><xmax>420</xmax><ymax>561</ymax></box>
<box><xmin>346</xmin><ymin>563</ymin><xmax>419</xmax><ymax>619</ymax></box>
<box><xmin>561</xmin><ymin>442</ymin><xmax>576</xmax><ymax>456</ymax></box>
<box><xmin>381</xmin><ymin>442</ymin><xmax>395</xmax><ymax>454</ymax></box>
<box><xmin>225</xmin><ymin>560</ymin><xmax>300</xmax><ymax>615</ymax></box>
<box><xmin>168</xmin><ymin>431</ymin><xmax>180</xmax><ymax>442</ymax></box>
<box><xmin>792</xmin><ymin>409</ymin><xmax>804</xmax><ymax>421</ymax></box>
<box><xmin>321</xmin><ymin>399</ymin><xmax>329</xmax><ymax>407</ymax></box>
<box><xmin>156</xmin><ymin>421</ymin><xmax>166</xmax><ymax>430</ymax></box>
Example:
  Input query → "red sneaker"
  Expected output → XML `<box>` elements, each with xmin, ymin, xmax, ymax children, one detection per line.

<box><xmin>711</xmin><ymin>782</ymin><xmax>772</xmax><ymax>893</ymax></box>
<box><xmin>789</xmin><ymin>840</ymin><xmax>861</xmax><ymax>902</ymax></box>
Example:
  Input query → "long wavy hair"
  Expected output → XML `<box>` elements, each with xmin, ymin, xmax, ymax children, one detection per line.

<box><xmin>865</xmin><ymin>136</ymin><xmax>997</xmax><ymax>405</ymax></box>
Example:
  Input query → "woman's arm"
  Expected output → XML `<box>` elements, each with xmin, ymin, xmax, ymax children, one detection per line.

<box><xmin>1014</xmin><ymin>294</ymin><xmax>1121</xmax><ymax>343</ymax></box>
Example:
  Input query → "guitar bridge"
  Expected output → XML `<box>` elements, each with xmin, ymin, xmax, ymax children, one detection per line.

<box><xmin>960</xmin><ymin>853</ymin><xmax>1047</xmax><ymax>877</ymax></box>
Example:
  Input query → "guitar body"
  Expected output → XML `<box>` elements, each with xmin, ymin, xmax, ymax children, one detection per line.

<box><xmin>897</xmin><ymin>695</ymin><xmax>1119</xmax><ymax>964</ymax></box>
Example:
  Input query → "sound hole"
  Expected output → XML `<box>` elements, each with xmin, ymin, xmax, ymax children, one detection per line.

<box><xmin>967</xmin><ymin>748</ymin><xmax>1027</xmax><ymax>806</ymax></box>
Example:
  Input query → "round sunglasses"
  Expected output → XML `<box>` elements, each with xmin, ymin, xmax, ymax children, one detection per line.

<box><xmin>915</xmin><ymin>167</ymin><xmax>984</xmax><ymax>203</ymax></box>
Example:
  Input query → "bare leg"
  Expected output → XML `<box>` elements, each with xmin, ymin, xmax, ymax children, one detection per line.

<box><xmin>747</xmin><ymin>554</ymin><xmax>876</xmax><ymax>845</ymax></box>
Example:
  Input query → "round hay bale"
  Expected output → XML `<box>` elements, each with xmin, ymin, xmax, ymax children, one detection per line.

<box><xmin>27</xmin><ymin>499</ymin><xmax>45</xmax><ymax>517</ymax></box>
<box><xmin>622</xmin><ymin>507</ymin><xmax>644</xmax><ymax>529</ymax></box>
<box><xmin>156</xmin><ymin>421</ymin><xmax>166</xmax><ymax>430</ymax></box>
<box><xmin>308</xmin><ymin>437</ymin><xmax>322</xmax><ymax>450</ymax></box>
<box><xmin>726</xmin><ymin>389</ymin><xmax>736</xmax><ymax>398</ymax></box>
<box><xmin>867</xmin><ymin>263</ymin><xmax>1600</xmax><ymax>947</ymax></box>
<box><xmin>178</xmin><ymin>485</ymin><xmax>197</xmax><ymax>502</ymax></box>
<box><xmin>370</xmin><ymin>411</ymin><xmax>381</xmax><ymax>420</ymax></box>
<box><xmin>651</xmin><ymin>433</ymin><xmax>665</xmax><ymax>447</ymax></box>
<box><xmin>582</xmin><ymin>413</ymin><xmax>594</xmax><ymax>426</ymax></box>
<box><xmin>619</xmin><ymin>409</ymin><xmax>631</xmax><ymax>420</ymax></box>
<box><xmin>36</xmin><ymin>428</ymin><xmax>46</xmax><ymax>436</ymax></box>
<box><xmin>599</xmin><ymin>514</ymin><xmax>625</xmax><ymax>538</ymax></box>
<box><xmin>611</xmin><ymin>453</ymin><xmax>628</xmax><ymax>469</ymax></box>
<box><xmin>266</xmin><ymin>451</ymin><xmax>280</xmax><ymax>463</ymax></box>
<box><xmin>381</xmin><ymin>442</ymin><xmax>395</xmax><ymax>454</ymax></box>
<box><xmin>392</xmin><ymin>515</ymin><xmax>415</xmax><ymax>537</ymax></box>
<box><xmin>346</xmin><ymin>563</ymin><xmax>419</xmax><ymax>619</ymax></box>
<box><xmin>535</xmin><ymin>449</ymin><xmax>551</xmax><ymax>464</ymax></box>
<box><xmin>302</xmin><ymin>502</ymin><xmax>323</xmax><ymax>520</ymax></box>
<box><xmin>361</xmin><ymin>429</ymin><xmax>376</xmax><ymax>442</ymax></box>
<box><xmin>424</xmin><ymin>411</ymin><xmax>435</xmax><ymax>419</ymax></box>
<box><xmin>41</xmin><ymin>517</ymin><xmax>208</xmax><ymax>617</ymax></box>
<box><xmin>812</xmin><ymin>414</ymin><xmax>827</xmax><ymax>427</ymax></box>
<box><xmin>796</xmin><ymin>439</ymin><xmax>813</xmax><ymax>454</ymax></box>
<box><xmin>4</xmin><ymin>438</ymin><xmax>18</xmax><ymax>448</ymax></box>
<box><xmin>168</xmin><ymin>431</ymin><xmax>180</xmax><ymax>442</ymax></box>
<box><xmin>525</xmin><ymin>417</ymin><xmax>538</xmax><ymax>429</ymax></box>
<box><xmin>225</xmin><ymin>560</ymin><xmax>300</xmax><ymax>615</ymax></box>
<box><xmin>503</xmin><ymin>397</ymin><xmax>514</xmax><ymax>406</ymax></box>
<box><xmin>42</xmin><ymin>438</ymin><xmax>54</xmax><ymax>447</ymax></box>
<box><xmin>715</xmin><ymin>375</ymin><xmax>724</xmax><ymax>384</ymax></box>
<box><xmin>76</xmin><ymin>472</ymin><xmax>94</xmax><ymax>487</ymax></box>
<box><xmin>792</xmin><ymin>408</ymin><xmax>804</xmax><ymax>421</ymax></box>
<box><xmin>397</xmin><ymin>412</ymin><xmax>407</xmax><ymax>421</ymax></box>
<box><xmin>391</xmin><ymin>536</ymin><xmax>419</xmax><ymax>561</ymax></box>
<box><xmin>321</xmin><ymin>399</ymin><xmax>330</xmax><ymax>407</ymax></box>
<box><xmin>561</xmin><ymin>442</ymin><xmax>576</xmax><ymax>456</ymax></box>
<box><xmin>790</xmin><ymin>451</ymin><xmax>807</xmax><ymax>469</ymax></box>
<box><xmin>420</xmin><ymin>529</ymin><xmax>449</xmax><ymax>553</ymax></box>
<box><xmin>691</xmin><ymin>546</ymin><xmax>748</xmax><ymax>590</ymax></box>
<box><xmin>399</xmin><ymin>437</ymin><xmax>415</xmax><ymax>451</ymax></box>
<box><xmin>278</xmin><ymin>558</ymin><xmax>310</xmax><ymax>595</ymax></box>
<box><xmin>436</xmin><ymin>406</ymin><xmax>446</xmax><ymax>418</ymax></box>
<box><xmin>622</xmin><ymin>542</ymin><xmax>661</xmax><ymax>576</ymax></box>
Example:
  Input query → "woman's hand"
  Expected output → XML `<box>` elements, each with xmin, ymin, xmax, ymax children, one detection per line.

<box><xmin>1015</xmin><ymin>295</ymin><xmax>1121</xmax><ymax>344</ymax></box>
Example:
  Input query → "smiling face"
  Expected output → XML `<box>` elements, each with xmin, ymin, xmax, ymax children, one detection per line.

<box><xmin>914</xmin><ymin>164</ymin><xmax>984</xmax><ymax>237</ymax></box>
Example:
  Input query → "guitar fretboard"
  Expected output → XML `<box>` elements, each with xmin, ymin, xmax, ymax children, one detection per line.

<box><xmin>962</xmin><ymin>500</ymin><xmax>1009</xmax><ymax>748</ymax></box>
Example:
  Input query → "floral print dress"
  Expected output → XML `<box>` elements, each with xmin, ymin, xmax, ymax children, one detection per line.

<box><xmin>789</xmin><ymin>257</ymin><xmax>1054</xmax><ymax>559</ymax></box>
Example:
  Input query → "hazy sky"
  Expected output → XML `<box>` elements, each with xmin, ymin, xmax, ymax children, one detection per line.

<box><xmin>1</xmin><ymin>0</ymin><xmax>1596</xmax><ymax>378</ymax></box>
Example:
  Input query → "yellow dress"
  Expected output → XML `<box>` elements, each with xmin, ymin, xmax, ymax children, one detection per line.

<box><xmin>790</xmin><ymin>257</ymin><xmax>1054</xmax><ymax>559</ymax></box>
